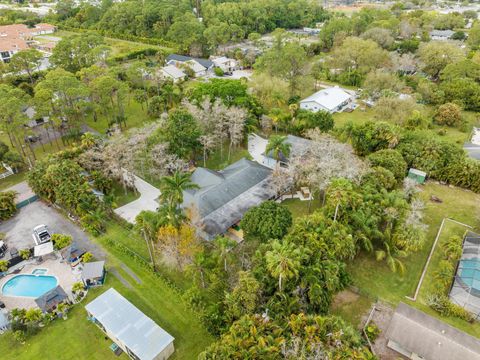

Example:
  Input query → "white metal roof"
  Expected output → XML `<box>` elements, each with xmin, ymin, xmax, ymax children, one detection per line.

<box><xmin>161</xmin><ymin>65</ymin><xmax>186</xmax><ymax>80</ymax></box>
<box><xmin>184</xmin><ymin>59</ymin><xmax>206</xmax><ymax>73</ymax></box>
<box><xmin>300</xmin><ymin>86</ymin><xmax>353</xmax><ymax>111</ymax></box>
<box><xmin>85</xmin><ymin>288</ymin><xmax>174</xmax><ymax>360</ymax></box>
<box><xmin>34</xmin><ymin>241</ymin><xmax>54</xmax><ymax>257</ymax></box>
<box><xmin>409</xmin><ymin>168</ymin><xmax>427</xmax><ymax>177</ymax></box>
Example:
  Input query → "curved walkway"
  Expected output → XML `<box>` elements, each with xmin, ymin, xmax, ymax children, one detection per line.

<box><xmin>114</xmin><ymin>173</ymin><xmax>161</xmax><ymax>224</ymax></box>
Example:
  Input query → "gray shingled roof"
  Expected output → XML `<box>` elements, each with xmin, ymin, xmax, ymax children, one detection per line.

<box><xmin>85</xmin><ymin>288</ymin><xmax>174</xmax><ymax>360</ymax></box>
<box><xmin>35</xmin><ymin>286</ymin><xmax>68</xmax><ymax>312</ymax></box>
<box><xmin>264</xmin><ymin>135</ymin><xmax>313</xmax><ymax>162</ymax></box>
<box><xmin>81</xmin><ymin>261</ymin><xmax>105</xmax><ymax>281</ymax></box>
<box><xmin>386</xmin><ymin>302</ymin><xmax>480</xmax><ymax>360</ymax></box>
<box><xmin>166</xmin><ymin>54</ymin><xmax>213</xmax><ymax>69</ymax></box>
<box><xmin>183</xmin><ymin>158</ymin><xmax>274</xmax><ymax>239</ymax></box>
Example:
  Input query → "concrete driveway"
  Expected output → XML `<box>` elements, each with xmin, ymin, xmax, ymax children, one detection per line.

<box><xmin>0</xmin><ymin>200</ymin><xmax>104</xmax><ymax>260</ymax></box>
<box><xmin>248</xmin><ymin>133</ymin><xmax>269</xmax><ymax>166</ymax></box>
<box><xmin>114</xmin><ymin>174</ymin><xmax>161</xmax><ymax>224</ymax></box>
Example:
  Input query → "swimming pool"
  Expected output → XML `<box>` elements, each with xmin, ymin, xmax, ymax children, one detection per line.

<box><xmin>459</xmin><ymin>258</ymin><xmax>480</xmax><ymax>291</ymax></box>
<box><xmin>32</xmin><ymin>268</ymin><xmax>48</xmax><ymax>275</ymax></box>
<box><xmin>2</xmin><ymin>274</ymin><xmax>58</xmax><ymax>298</ymax></box>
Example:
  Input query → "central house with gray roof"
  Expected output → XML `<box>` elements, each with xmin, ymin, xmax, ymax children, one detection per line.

<box><xmin>182</xmin><ymin>158</ymin><xmax>275</xmax><ymax>240</ymax></box>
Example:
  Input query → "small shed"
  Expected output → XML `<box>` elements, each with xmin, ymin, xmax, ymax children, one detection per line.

<box><xmin>35</xmin><ymin>286</ymin><xmax>68</xmax><ymax>313</ymax></box>
<box><xmin>82</xmin><ymin>261</ymin><xmax>106</xmax><ymax>287</ymax></box>
<box><xmin>34</xmin><ymin>242</ymin><xmax>54</xmax><ymax>258</ymax></box>
<box><xmin>408</xmin><ymin>168</ymin><xmax>427</xmax><ymax>184</ymax></box>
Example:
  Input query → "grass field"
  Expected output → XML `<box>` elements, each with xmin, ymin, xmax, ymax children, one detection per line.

<box><xmin>204</xmin><ymin>145</ymin><xmax>251</xmax><ymax>171</ymax></box>
<box><xmin>348</xmin><ymin>182</ymin><xmax>480</xmax><ymax>336</ymax></box>
<box><xmin>348</xmin><ymin>182</ymin><xmax>480</xmax><ymax>304</ymax></box>
<box><xmin>85</xmin><ymin>100</ymin><xmax>151</xmax><ymax>135</ymax></box>
<box><xmin>0</xmin><ymin>221</ymin><xmax>213</xmax><ymax>360</ymax></box>
<box><xmin>0</xmin><ymin>172</ymin><xmax>26</xmax><ymax>191</ymax></box>
<box><xmin>281</xmin><ymin>197</ymin><xmax>322</xmax><ymax>219</ymax></box>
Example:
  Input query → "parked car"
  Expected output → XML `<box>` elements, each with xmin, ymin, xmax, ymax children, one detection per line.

<box><xmin>24</xmin><ymin>135</ymin><xmax>40</xmax><ymax>143</ymax></box>
<box><xmin>0</xmin><ymin>241</ymin><xmax>6</xmax><ymax>258</ymax></box>
<box><xmin>32</xmin><ymin>224</ymin><xmax>51</xmax><ymax>245</ymax></box>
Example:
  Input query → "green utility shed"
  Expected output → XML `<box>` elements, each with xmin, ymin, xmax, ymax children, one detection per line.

<box><xmin>408</xmin><ymin>168</ymin><xmax>427</xmax><ymax>184</ymax></box>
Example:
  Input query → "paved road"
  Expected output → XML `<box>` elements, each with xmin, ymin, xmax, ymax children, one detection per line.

<box><xmin>114</xmin><ymin>173</ymin><xmax>161</xmax><ymax>224</ymax></box>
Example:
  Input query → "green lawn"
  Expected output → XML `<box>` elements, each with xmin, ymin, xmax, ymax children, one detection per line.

<box><xmin>281</xmin><ymin>197</ymin><xmax>322</xmax><ymax>219</ymax></box>
<box><xmin>0</xmin><ymin>172</ymin><xmax>26</xmax><ymax>191</ymax></box>
<box><xmin>333</xmin><ymin>107</ymin><xmax>375</xmax><ymax>128</ymax></box>
<box><xmin>204</xmin><ymin>145</ymin><xmax>251</xmax><ymax>171</ymax></box>
<box><xmin>0</xmin><ymin>222</ymin><xmax>213</xmax><ymax>360</ymax></box>
<box><xmin>111</xmin><ymin>182</ymin><xmax>140</xmax><ymax>208</ymax></box>
<box><xmin>330</xmin><ymin>290</ymin><xmax>373</xmax><ymax>328</ymax></box>
<box><xmin>348</xmin><ymin>182</ymin><xmax>480</xmax><ymax>305</ymax></box>
<box><xmin>85</xmin><ymin>100</ymin><xmax>150</xmax><ymax>134</ymax></box>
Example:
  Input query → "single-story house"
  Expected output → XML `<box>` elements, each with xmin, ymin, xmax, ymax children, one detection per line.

<box><xmin>182</xmin><ymin>158</ymin><xmax>276</xmax><ymax>240</ymax></box>
<box><xmin>386</xmin><ymin>302</ymin><xmax>480</xmax><ymax>360</ymax></box>
<box><xmin>249</xmin><ymin>134</ymin><xmax>313</xmax><ymax>169</ymax></box>
<box><xmin>81</xmin><ymin>260</ymin><xmax>106</xmax><ymax>287</ymax></box>
<box><xmin>166</xmin><ymin>54</ymin><xmax>213</xmax><ymax>77</ymax></box>
<box><xmin>159</xmin><ymin>65</ymin><xmax>186</xmax><ymax>83</ymax></box>
<box><xmin>24</xmin><ymin>106</ymin><xmax>49</xmax><ymax>128</ymax></box>
<box><xmin>464</xmin><ymin>127</ymin><xmax>480</xmax><ymax>161</ymax></box>
<box><xmin>35</xmin><ymin>286</ymin><xmax>68</xmax><ymax>313</ymax></box>
<box><xmin>299</xmin><ymin>86</ymin><xmax>356</xmax><ymax>113</ymax></box>
<box><xmin>86</xmin><ymin>288</ymin><xmax>175</xmax><ymax>360</ymax></box>
<box><xmin>429</xmin><ymin>30</ymin><xmax>455</xmax><ymax>41</ymax></box>
<box><xmin>210</xmin><ymin>56</ymin><xmax>241</xmax><ymax>73</ymax></box>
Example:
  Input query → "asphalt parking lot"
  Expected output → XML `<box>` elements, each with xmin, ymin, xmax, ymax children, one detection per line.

<box><xmin>0</xmin><ymin>200</ymin><xmax>104</xmax><ymax>260</ymax></box>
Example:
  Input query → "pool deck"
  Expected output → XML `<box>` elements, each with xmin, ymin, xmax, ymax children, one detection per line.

<box><xmin>0</xmin><ymin>256</ymin><xmax>80</xmax><ymax>310</ymax></box>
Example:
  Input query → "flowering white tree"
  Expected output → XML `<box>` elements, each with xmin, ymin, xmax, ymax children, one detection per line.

<box><xmin>289</xmin><ymin>129</ymin><xmax>367</xmax><ymax>203</ymax></box>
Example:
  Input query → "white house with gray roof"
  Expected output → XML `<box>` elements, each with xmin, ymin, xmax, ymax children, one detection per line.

<box><xmin>300</xmin><ymin>86</ymin><xmax>356</xmax><ymax>113</ymax></box>
<box><xmin>166</xmin><ymin>54</ymin><xmax>213</xmax><ymax>77</ymax></box>
<box><xmin>182</xmin><ymin>158</ymin><xmax>275</xmax><ymax>240</ymax></box>
<box><xmin>386</xmin><ymin>302</ymin><xmax>480</xmax><ymax>360</ymax></box>
<box><xmin>85</xmin><ymin>288</ymin><xmax>175</xmax><ymax>360</ymax></box>
<box><xmin>159</xmin><ymin>65</ymin><xmax>186</xmax><ymax>83</ymax></box>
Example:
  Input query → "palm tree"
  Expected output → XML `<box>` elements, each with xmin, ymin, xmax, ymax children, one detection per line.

<box><xmin>159</xmin><ymin>171</ymin><xmax>198</xmax><ymax>217</ymax></box>
<box><xmin>215</xmin><ymin>236</ymin><xmax>236</xmax><ymax>272</ymax></box>
<box><xmin>266</xmin><ymin>135</ymin><xmax>291</xmax><ymax>169</ymax></box>
<box><xmin>265</xmin><ymin>240</ymin><xmax>303</xmax><ymax>292</ymax></box>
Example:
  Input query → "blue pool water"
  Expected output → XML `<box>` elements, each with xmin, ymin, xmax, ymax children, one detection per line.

<box><xmin>459</xmin><ymin>258</ymin><xmax>480</xmax><ymax>290</ymax></box>
<box><xmin>32</xmin><ymin>268</ymin><xmax>48</xmax><ymax>275</ymax></box>
<box><xmin>2</xmin><ymin>275</ymin><xmax>58</xmax><ymax>298</ymax></box>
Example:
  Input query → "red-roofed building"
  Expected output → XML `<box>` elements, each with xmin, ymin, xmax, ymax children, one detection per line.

<box><xmin>0</xmin><ymin>23</ymin><xmax>55</xmax><ymax>63</ymax></box>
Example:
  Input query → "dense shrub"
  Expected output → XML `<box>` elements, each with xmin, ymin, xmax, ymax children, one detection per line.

<box><xmin>368</xmin><ymin>149</ymin><xmax>407</xmax><ymax>182</ymax></box>
<box><xmin>434</xmin><ymin>102</ymin><xmax>462</xmax><ymax>127</ymax></box>
<box><xmin>0</xmin><ymin>191</ymin><xmax>17</xmax><ymax>220</ymax></box>
<box><xmin>240</xmin><ymin>201</ymin><xmax>293</xmax><ymax>242</ymax></box>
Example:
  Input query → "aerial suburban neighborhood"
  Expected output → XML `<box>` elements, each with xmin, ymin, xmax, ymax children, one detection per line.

<box><xmin>2</xmin><ymin>0</ymin><xmax>480</xmax><ymax>359</ymax></box>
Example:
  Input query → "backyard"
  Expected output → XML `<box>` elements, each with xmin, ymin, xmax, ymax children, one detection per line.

<box><xmin>347</xmin><ymin>182</ymin><xmax>480</xmax><ymax>335</ymax></box>
<box><xmin>0</xmin><ymin>219</ymin><xmax>213</xmax><ymax>359</ymax></box>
